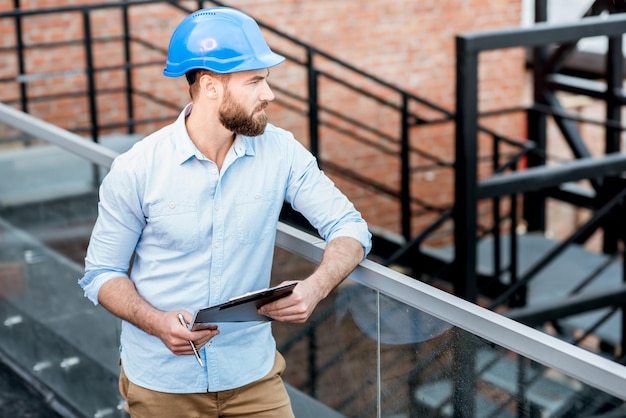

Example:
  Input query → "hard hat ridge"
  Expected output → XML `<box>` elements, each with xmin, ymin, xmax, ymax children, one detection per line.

<box><xmin>163</xmin><ymin>7</ymin><xmax>285</xmax><ymax>77</ymax></box>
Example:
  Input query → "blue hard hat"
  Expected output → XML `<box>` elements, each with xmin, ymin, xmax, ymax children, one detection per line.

<box><xmin>163</xmin><ymin>7</ymin><xmax>285</xmax><ymax>77</ymax></box>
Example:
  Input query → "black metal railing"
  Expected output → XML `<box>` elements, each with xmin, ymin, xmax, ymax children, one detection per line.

<box><xmin>455</xmin><ymin>0</ymin><xmax>626</xmax><ymax>367</ymax></box>
<box><xmin>0</xmin><ymin>0</ymin><xmax>458</xmax><ymax>245</ymax></box>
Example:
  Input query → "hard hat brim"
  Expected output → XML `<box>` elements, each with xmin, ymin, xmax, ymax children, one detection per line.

<box><xmin>163</xmin><ymin>51</ymin><xmax>285</xmax><ymax>77</ymax></box>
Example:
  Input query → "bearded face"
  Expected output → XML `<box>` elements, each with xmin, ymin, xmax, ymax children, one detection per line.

<box><xmin>218</xmin><ymin>86</ymin><xmax>269</xmax><ymax>137</ymax></box>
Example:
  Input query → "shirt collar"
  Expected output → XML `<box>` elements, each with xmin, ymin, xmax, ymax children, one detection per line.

<box><xmin>171</xmin><ymin>103</ymin><xmax>199</xmax><ymax>165</ymax></box>
<box><xmin>233</xmin><ymin>135</ymin><xmax>253</xmax><ymax>157</ymax></box>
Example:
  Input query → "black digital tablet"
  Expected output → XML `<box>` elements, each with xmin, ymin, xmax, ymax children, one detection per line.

<box><xmin>191</xmin><ymin>282</ymin><xmax>297</xmax><ymax>327</ymax></box>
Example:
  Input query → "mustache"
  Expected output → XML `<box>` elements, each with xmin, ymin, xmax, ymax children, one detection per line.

<box><xmin>255</xmin><ymin>102</ymin><xmax>269</xmax><ymax>112</ymax></box>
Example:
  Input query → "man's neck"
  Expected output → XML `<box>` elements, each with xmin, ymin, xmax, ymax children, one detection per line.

<box><xmin>185</xmin><ymin>102</ymin><xmax>235</xmax><ymax>170</ymax></box>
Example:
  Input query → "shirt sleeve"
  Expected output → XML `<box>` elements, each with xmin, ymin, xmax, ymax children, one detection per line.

<box><xmin>284</xmin><ymin>138</ymin><xmax>372</xmax><ymax>258</ymax></box>
<box><xmin>78</xmin><ymin>155</ymin><xmax>146</xmax><ymax>305</ymax></box>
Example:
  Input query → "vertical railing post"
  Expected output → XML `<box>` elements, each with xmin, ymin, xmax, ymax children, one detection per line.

<box><xmin>122</xmin><ymin>1</ymin><xmax>134</xmax><ymax>134</ymax></box>
<box><xmin>524</xmin><ymin>0</ymin><xmax>549</xmax><ymax>232</ymax></box>
<box><xmin>622</xmin><ymin>212</ymin><xmax>626</xmax><ymax>357</ymax></box>
<box><xmin>602</xmin><ymin>33</ymin><xmax>623</xmax><ymax>253</ymax></box>
<box><xmin>492</xmin><ymin>135</ymin><xmax>502</xmax><ymax>288</ymax></box>
<box><xmin>82</xmin><ymin>9</ymin><xmax>101</xmax><ymax>189</ymax></box>
<box><xmin>307</xmin><ymin>49</ymin><xmax>319</xmax><ymax>157</ymax></box>
<box><xmin>305</xmin><ymin>47</ymin><xmax>319</xmax><ymax>398</ymax></box>
<box><xmin>308</xmin><ymin>329</ymin><xmax>317</xmax><ymax>398</ymax></box>
<box><xmin>400</xmin><ymin>93</ymin><xmax>411</xmax><ymax>241</ymax></box>
<box><xmin>510</xmin><ymin>163</ymin><xmax>523</xmax><ymax>307</ymax></box>
<box><xmin>453</xmin><ymin>34</ymin><xmax>478</xmax><ymax>417</ymax></box>
<box><xmin>516</xmin><ymin>356</ymin><xmax>531</xmax><ymax>416</ymax></box>
<box><xmin>82</xmin><ymin>10</ymin><xmax>99</xmax><ymax>144</ymax></box>
<box><xmin>13</xmin><ymin>0</ymin><xmax>28</xmax><ymax>114</ymax></box>
<box><xmin>454</xmin><ymin>38</ymin><xmax>478</xmax><ymax>302</ymax></box>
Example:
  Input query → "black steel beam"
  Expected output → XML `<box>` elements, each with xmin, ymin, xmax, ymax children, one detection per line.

<box><xmin>543</xmin><ymin>43</ymin><xmax>578</xmax><ymax>75</ymax></box>
<box><xmin>524</xmin><ymin>0</ymin><xmax>549</xmax><ymax>232</ymax></box>
<box><xmin>453</xmin><ymin>34</ymin><xmax>478</xmax><ymax>418</ymax></box>
<box><xmin>460</xmin><ymin>13</ymin><xmax>626</xmax><ymax>53</ymax></box>
<box><xmin>307</xmin><ymin>49</ymin><xmax>319</xmax><ymax>157</ymax></box>
<box><xmin>504</xmin><ymin>284</ymin><xmax>626</xmax><ymax>327</ymax></box>
<box><xmin>606</xmin><ymin>35</ymin><xmax>624</xmax><ymax>153</ymax></box>
<box><xmin>544</xmin><ymin>91</ymin><xmax>593</xmax><ymax>161</ymax></box>
<box><xmin>602</xmin><ymin>34</ymin><xmax>624</xmax><ymax>253</ymax></box>
<box><xmin>454</xmin><ymin>36</ymin><xmax>479</xmax><ymax>302</ymax></box>
<box><xmin>400</xmin><ymin>93</ymin><xmax>411</xmax><ymax>241</ymax></box>
<box><xmin>478</xmin><ymin>152</ymin><xmax>626</xmax><ymax>199</ymax></box>
<box><xmin>546</xmin><ymin>73</ymin><xmax>626</xmax><ymax>106</ymax></box>
<box><xmin>546</xmin><ymin>184</ymin><xmax>597</xmax><ymax>209</ymax></box>
<box><xmin>546</xmin><ymin>74</ymin><xmax>610</xmax><ymax>100</ymax></box>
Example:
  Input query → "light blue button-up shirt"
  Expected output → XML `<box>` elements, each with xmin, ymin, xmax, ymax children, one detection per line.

<box><xmin>79</xmin><ymin>104</ymin><xmax>372</xmax><ymax>393</ymax></box>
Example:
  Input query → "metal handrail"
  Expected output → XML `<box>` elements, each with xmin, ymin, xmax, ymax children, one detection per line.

<box><xmin>276</xmin><ymin>223</ymin><xmax>626</xmax><ymax>402</ymax></box>
<box><xmin>0</xmin><ymin>101</ymin><xmax>116</xmax><ymax>167</ymax></box>
<box><xmin>1</xmin><ymin>100</ymin><xmax>625</xmax><ymax>403</ymax></box>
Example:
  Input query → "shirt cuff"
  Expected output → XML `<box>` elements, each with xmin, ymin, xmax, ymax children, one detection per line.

<box><xmin>81</xmin><ymin>271</ymin><xmax>128</xmax><ymax>305</ymax></box>
<box><xmin>327</xmin><ymin>223</ymin><xmax>372</xmax><ymax>259</ymax></box>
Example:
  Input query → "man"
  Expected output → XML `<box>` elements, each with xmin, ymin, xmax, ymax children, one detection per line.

<box><xmin>79</xmin><ymin>6</ymin><xmax>371</xmax><ymax>418</ymax></box>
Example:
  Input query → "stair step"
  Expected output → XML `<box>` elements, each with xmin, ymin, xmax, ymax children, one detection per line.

<box><xmin>413</xmin><ymin>349</ymin><xmax>581</xmax><ymax>417</ymax></box>
<box><xmin>424</xmin><ymin>233</ymin><xmax>623</xmax><ymax>347</ymax></box>
<box><xmin>413</xmin><ymin>380</ymin><xmax>516</xmax><ymax>418</ymax></box>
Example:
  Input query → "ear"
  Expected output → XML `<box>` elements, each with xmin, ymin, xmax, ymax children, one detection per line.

<box><xmin>199</xmin><ymin>74</ymin><xmax>221</xmax><ymax>99</ymax></box>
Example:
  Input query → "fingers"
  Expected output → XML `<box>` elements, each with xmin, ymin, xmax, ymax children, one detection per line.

<box><xmin>167</xmin><ymin>311</ymin><xmax>219</xmax><ymax>355</ymax></box>
<box><xmin>259</xmin><ymin>281</ymin><xmax>321</xmax><ymax>323</ymax></box>
<box><xmin>194</xmin><ymin>329</ymin><xmax>220</xmax><ymax>347</ymax></box>
<box><xmin>173</xmin><ymin>328</ymin><xmax>219</xmax><ymax>355</ymax></box>
<box><xmin>260</xmin><ymin>296</ymin><xmax>313</xmax><ymax>323</ymax></box>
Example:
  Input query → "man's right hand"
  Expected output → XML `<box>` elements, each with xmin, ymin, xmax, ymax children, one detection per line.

<box><xmin>157</xmin><ymin>311</ymin><xmax>219</xmax><ymax>356</ymax></box>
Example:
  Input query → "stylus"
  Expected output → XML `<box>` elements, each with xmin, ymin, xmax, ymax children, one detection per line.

<box><xmin>178</xmin><ymin>313</ymin><xmax>203</xmax><ymax>367</ymax></box>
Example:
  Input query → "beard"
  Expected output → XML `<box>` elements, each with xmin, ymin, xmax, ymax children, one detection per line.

<box><xmin>218</xmin><ymin>89</ymin><xmax>268</xmax><ymax>137</ymax></box>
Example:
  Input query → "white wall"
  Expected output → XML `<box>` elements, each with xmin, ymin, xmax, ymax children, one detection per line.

<box><xmin>521</xmin><ymin>0</ymin><xmax>624</xmax><ymax>53</ymax></box>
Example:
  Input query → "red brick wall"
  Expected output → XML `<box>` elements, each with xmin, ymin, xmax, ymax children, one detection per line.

<box><xmin>0</xmin><ymin>0</ymin><xmax>527</xmax><ymax>242</ymax></box>
<box><xmin>218</xmin><ymin>0</ymin><xmax>527</xmax><ymax>241</ymax></box>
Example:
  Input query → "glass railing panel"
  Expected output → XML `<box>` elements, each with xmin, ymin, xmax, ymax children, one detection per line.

<box><xmin>0</xmin><ymin>217</ymin><xmax>123</xmax><ymax>417</ymax></box>
<box><xmin>276</xmin><ymin>263</ymin><xmax>626</xmax><ymax>418</ymax></box>
<box><xmin>272</xmin><ymin>223</ymin><xmax>626</xmax><ymax>418</ymax></box>
<box><xmin>375</xmin><ymin>292</ymin><xmax>625</xmax><ymax>418</ymax></box>
<box><xmin>272</xmin><ymin>249</ymin><xmax>381</xmax><ymax>418</ymax></box>
<box><xmin>0</xmin><ymin>122</ymin><xmax>124</xmax><ymax>417</ymax></box>
<box><xmin>373</xmin><ymin>289</ymin><xmax>454</xmax><ymax>417</ymax></box>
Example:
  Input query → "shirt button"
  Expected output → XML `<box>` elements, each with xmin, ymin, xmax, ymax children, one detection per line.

<box><xmin>169</xmin><ymin>202</ymin><xmax>176</xmax><ymax>209</ymax></box>
<box><xmin>214</xmin><ymin>242</ymin><xmax>221</xmax><ymax>248</ymax></box>
<box><xmin>212</xmin><ymin>277</ymin><xmax>219</xmax><ymax>283</ymax></box>
<box><xmin>214</xmin><ymin>205</ymin><xmax>220</xmax><ymax>211</ymax></box>
<box><xmin>211</xmin><ymin>169</ymin><xmax>218</xmax><ymax>175</ymax></box>
<box><xmin>254</xmin><ymin>193</ymin><xmax>261</xmax><ymax>199</ymax></box>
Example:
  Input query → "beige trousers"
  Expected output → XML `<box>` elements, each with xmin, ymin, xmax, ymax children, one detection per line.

<box><xmin>119</xmin><ymin>351</ymin><xmax>294</xmax><ymax>418</ymax></box>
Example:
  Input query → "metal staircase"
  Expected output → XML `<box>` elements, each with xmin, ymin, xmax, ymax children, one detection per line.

<box><xmin>1</xmin><ymin>0</ymin><xmax>626</xmax><ymax>417</ymax></box>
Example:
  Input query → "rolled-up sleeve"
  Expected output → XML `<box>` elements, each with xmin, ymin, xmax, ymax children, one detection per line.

<box><xmin>325</xmin><ymin>219</ymin><xmax>372</xmax><ymax>258</ymax></box>
<box><xmin>286</xmin><ymin>141</ymin><xmax>372</xmax><ymax>258</ymax></box>
<box><xmin>78</xmin><ymin>156</ymin><xmax>145</xmax><ymax>305</ymax></box>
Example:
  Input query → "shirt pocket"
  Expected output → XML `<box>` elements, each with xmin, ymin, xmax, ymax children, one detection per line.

<box><xmin>150</xmin><ymin>200</ymin><xmax>200</xmax><ymax>252</ymax></box>
<box><xmin>235</xmin><ymin>189</ymin><xmax>277</xmax><ymax>244</ymax></box>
